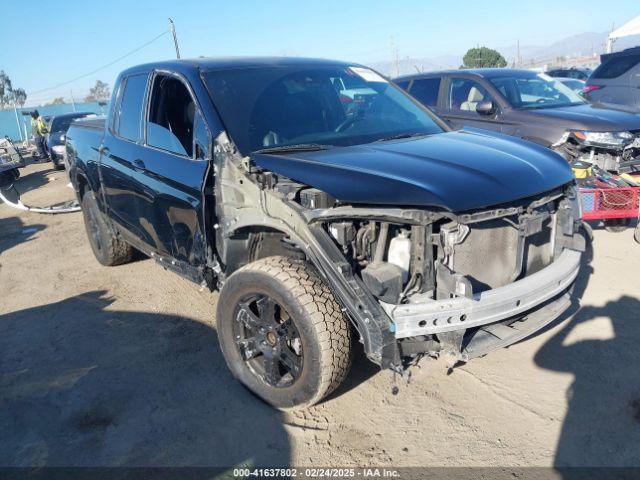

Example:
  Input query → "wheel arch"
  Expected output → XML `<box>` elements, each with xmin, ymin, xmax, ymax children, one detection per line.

<box><xmin>221</xmin><ymin>225</ymin><xmax>306</xmax><ymax>277</ymax></box>
<box><xmin>75</xmin><ymin>170</ymin><xmax>90</xmax><ymax>200</ymax></box>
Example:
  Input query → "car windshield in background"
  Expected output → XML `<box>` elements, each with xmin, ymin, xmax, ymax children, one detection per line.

<box><xmin>50</xmin><ymin>114</ymin><xmax>90</xmax><ymax>133</ymax></box>
<box><xmin>489</xmin><ymin>73</ymin><xmax>585</xmax><ymax>110</ymax></box>
<box><xmin>559</xmin><ymin>79</ymin><xmax>585</xmax><ymax>93</ymax></box>
<box><xmin>203</xmin><ymin>65</ymin><xmax>443</xmax><ymax>155</ymax></box>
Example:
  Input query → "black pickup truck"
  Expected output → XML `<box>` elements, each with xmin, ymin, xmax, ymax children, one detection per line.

<box><xmin>66</xmin><ymin>58</ymin><xmax>585</xmax><ymax>409</ymax></box>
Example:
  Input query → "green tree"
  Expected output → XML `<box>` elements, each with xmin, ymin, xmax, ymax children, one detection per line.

<box><xmin>11</xmin><ymin>87</ymin><xmax>27</xmax><ymax>107</ymax></box>
<box><xmin>461</xmin><ymin>47</ymin><xmax>507</xmax><ymax>69</ymax></box>
<box><xmin>85</xmin><ymin>80</ymin><xmax>110</xmax><ymax>103</ymax></box>
<box><xmin>0</xmin><ymin>71</ymin><xmax>28</xmax><ymax>109</ymax></box>
<box><xmin>0</xmin><ymin>70</ymin><xmax>13</xmax><ymax>109</ymax></box>
<box><xmin>48</xmin><ymin>96</ymin><xmax>65</xmax><ymax>105</ymax></box>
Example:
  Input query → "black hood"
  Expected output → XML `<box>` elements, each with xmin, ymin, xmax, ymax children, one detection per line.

<box><xmin>254</xmin><ymin>129</ymin><xmax>574</xmax><ymax>212</ymax></box>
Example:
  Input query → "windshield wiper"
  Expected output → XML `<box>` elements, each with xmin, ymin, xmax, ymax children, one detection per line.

<box><xmin>374</xmin><ymin>132</ymin><xmax>428</xmax><ymax>142</ymax></box>
<box><xmin>253</xmin><ymin>143</ymin><xmax>333</xmax><ymax>154</ymax></box>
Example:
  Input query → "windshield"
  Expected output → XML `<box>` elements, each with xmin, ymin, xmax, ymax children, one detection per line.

<box><xmin>203</xmin><ymin>65</ymin><xmax>444</xmax><ymax>155</ymax></box>
<box><xmin>560</xmin><ymin>79</ymin><xmax>585</xmax><ymax>93</ymax></box>
<box><xmin>50</xmin><ymin>114</ymin><xmax>91</xmax><ymax>133</ymax></box>
<box><xmin>489</xmin><ymin>73</ymin><xmax>585</xmax><ymax>109</ymax></box>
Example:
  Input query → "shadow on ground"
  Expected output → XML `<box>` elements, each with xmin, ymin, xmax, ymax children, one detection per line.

<box><xmin>0</xmin><ymin>216</ymin><xmax>46</xmax><ymax>257</ymax></box>
<box><xmin>5</xmin><ymin>157</ymin><xmax>56</xmax><ymax>196</ymax></box>
<box><xmin>535</xmin><ymin>238</ymin><xmax>640</xmax><ymax>467</ymax></box>
<box><xmin>0</xmin><ymin>291</ymin><xmax>290</xmax><ymax>467</ymax></box>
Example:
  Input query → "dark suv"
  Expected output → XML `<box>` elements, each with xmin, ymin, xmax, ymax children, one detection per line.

<box><xmin>394</xmin><ymin>68</ymin><xmax>640</xmax><ymax>173</ymax></box>
<box><xmin>546</xmin><ymin>67</ymin><xmax>591</xmax><ymax>81</ymax></box>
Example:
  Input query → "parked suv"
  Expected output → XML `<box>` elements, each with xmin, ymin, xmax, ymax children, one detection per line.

<box><xmin>66</xmin><ymin>58</ymin><xmax>585</xmax><ymax>409</ymax></box>
<box><xmin>546</xmin><ymin>67</ymin><xmax>591</xmax><ymax>81</ymax></box>
<box><xmin>584</xmin><ymin>47</ymin><xmax>640</xmax><ymax>112</ymax></box>
<box><xmin>395</xmin><ymin>68</ymin><xmax>640</xmax><ymax>173</ymax></box>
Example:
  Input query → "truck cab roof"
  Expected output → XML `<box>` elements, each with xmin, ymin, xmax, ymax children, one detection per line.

<box><xmin>119</xmin><ymin>56</ymin><xmax>358</xmax><ymax>76</ymax></box>
<box><xmin>395</xmin><ymin>68</ymin><xmax>539</xmax><ymax>82</ymax></box>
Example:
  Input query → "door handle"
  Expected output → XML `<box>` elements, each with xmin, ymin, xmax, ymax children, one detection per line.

<box><xmin>132</xmin><ymin>159</ymin><xmax>146</xmax><ymax>171</ymax></box>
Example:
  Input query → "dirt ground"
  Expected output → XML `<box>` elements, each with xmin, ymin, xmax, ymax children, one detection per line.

<box><xmin>1</xmin><ymin>159</ymin><xmax>639</xmax><ymax>469</ymax></box>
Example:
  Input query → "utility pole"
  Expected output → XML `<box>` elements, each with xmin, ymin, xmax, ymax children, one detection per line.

<box><xmin>70</xmin><ymin>90</ymin><xmax>77</xmax><ymax>112</ymax></box>
<box><xmin>13</xmin><ymin>103</ymin><xmax>23</xmax><ymax>142</ymax></box>
<box><xmin>390</xmin><ymin>36</ymin><xmax>400</xmax><ymax>77</ymax></box>
<box><xmin>169</xmin><ymin>18</ymin><xmax>181</xmax><ymax>59</ymax></box>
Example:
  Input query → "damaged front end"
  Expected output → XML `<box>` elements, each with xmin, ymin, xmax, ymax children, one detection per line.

<box><xmin>214</xmin><ymin>133</ymin><xmax>585</xmax><ymax>372</ymax></box>
<box><xmin>554</xmin><ymin>129</ymin><xmax>640</xmax><ymax>173</ymax></box>
<box><xmin>307</xmin><ymin>185</ymin><xmax>585</xmax><ymax>369</ymax></box>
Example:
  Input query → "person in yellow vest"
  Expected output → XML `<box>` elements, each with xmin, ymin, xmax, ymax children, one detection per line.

<box><xmin>30</xmin><ymin>110</ymin><xmax>49</xmax><ymax>161</ymax></box>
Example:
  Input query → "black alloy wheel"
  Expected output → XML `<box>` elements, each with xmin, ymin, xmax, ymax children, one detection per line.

<box><xmin>234</xmin><ymin>294</ymin><xmax>304</xmax><ymax>388</ymax></box>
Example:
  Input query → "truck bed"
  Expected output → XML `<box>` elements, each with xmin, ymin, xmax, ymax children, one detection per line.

<box><xmin>66</xmin><ymin>117</ymin><xmax>106</xmax><ymax>186</ymax></box>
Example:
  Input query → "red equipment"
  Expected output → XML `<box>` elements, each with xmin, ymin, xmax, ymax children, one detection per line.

<box><xmin>580</xmin><ymin>187</ymin><xmax>640</xmax><ymax>221</ymax></box>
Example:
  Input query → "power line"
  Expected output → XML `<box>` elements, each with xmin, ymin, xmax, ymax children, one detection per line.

<box><xmin>28</xmin><ymin>30</ymin><xmax>170</xmax><ymax>96</ymax></box>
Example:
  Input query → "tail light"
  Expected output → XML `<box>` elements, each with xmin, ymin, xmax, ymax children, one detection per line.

<box><xmin>582</xmin><ymin>84</ymin><xmax>603</xmax><ymax>95</ymax></box>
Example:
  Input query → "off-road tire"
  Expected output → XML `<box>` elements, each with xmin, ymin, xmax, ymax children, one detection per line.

<box><xmin>217</xmin><ymin>255</ymin><xmax>352</xmax><ymax>410</ymax></box>
<box><xmin>81</xmin><ymin>191</ymin><xmax>134</xmax><ymax>266</ymax></box>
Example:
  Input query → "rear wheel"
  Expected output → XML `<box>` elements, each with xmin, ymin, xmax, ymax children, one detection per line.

<box><xmin>217</xmin><ymin>256</ymin><xmax>352</xmax><ymax>409</ymax></box>
<box><xmin>81</xmin><ymin>191</ymin><xmax>134</xmax><ymax>266</ymax></box>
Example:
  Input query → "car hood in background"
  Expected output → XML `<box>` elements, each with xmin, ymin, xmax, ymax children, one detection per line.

<box><xmin>253</xmin><ymin>129</ymin><xmax>574</xmax><ymax>212</ymax></box>
<box><xmin>47</xmin><ymin>132</ymin><xmax>65</xmax><ymax>146</ymax></box>
<box><xmin>525</xmin><ymin>103</ymin><xmax>640</xmax><ymax>131</ymax></box>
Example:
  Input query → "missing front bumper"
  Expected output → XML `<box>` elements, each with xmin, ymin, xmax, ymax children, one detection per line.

<box><xmin>385</xmin><ymin>248</ymin><xmax>581</xmax><ymax>339</ymax></box>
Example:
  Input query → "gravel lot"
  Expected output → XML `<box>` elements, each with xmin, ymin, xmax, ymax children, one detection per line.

<box><xmin>1</xmin><ymin>160</ymin><xmax>639</xmax><ymax>469</ymax></box>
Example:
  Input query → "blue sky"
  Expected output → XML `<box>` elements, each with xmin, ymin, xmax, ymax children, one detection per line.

<box><xmin>1</xmin><ymin>0</ymin><xmax>638</xmax><ymax>105</ymax></box>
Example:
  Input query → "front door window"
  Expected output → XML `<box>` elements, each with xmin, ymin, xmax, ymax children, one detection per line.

<box><xmin>447</xmin><ymin>78</ymin><xmax>494</xmax><ymax>113</ymax></box>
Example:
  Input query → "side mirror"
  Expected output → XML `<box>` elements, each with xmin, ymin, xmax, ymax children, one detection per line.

<box><xmin>476</xmin><ymin>100</ymin><xmax>497</xmax><ymax>116</ymax></box>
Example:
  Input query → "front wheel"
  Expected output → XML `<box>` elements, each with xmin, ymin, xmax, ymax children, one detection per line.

<box><xmin>217</xmin><ymin>256</ymin><xmax>352</xmax><ymax>410</ymax></box>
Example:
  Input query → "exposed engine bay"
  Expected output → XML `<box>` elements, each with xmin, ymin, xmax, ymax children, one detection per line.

<box><xmin>554</xmin><ymin>129</ymin><xmax>640</xmax><ymax>174</ymax></box>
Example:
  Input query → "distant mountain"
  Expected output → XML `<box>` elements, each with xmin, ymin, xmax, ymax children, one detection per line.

<box><xmin>497</xmin><ymin>32</ymin><xmax>609</xmax><ymax>64</ymax></box>
<box><xmin>370</xmin><ymin>30</ymin><xmax>640</xmax><ymax>77</ymax></box>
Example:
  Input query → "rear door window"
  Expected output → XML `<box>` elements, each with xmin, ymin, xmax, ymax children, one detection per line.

<box><xmin>593</xmin><ymin>55</ymin><xmax>640</xmax><ymax>79</ymax></box>
<box><xmin>409</xmin><ymin>78</ymin><xmax>441</xmax><ymax>107</ymax></box>
<box><xmin>114</xmin><ymin>74</ymin><xmax>148</xmax><ymax>142</ymax></box>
